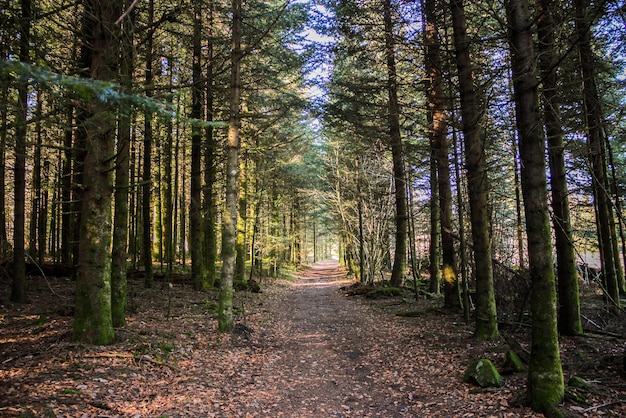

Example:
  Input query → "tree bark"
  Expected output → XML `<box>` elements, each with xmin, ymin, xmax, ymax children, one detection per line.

<box><xmin>72</xmin><ymin>0</ymin><xmax>123</xmax><ymax>345</ymax></box>
<box><xmin>425</xmin><ymin>0</ymin><xmax>458</xmax><ymax>305</ymax></box>
<box><xmin>536</xmin><ymin>0</ymin><xmax>582</xmax><ymax>335</ymax></box>
<box><xmin>506</xmin><ymin>0</ymin><xmax>564</xmax><ymax>412</ymax></box>
<box><xmin>111</xmin><ymin>5</ymin><xmax>134</xmax><ymax>328</ymax></box>
<box><xmin>383</xmin><ymin>0</ymin><xmax>407</xmax><ymax>288</ymax></box>
<box><xmin>11</xmin><ymin>0</ymin><xmax>31</xmax><ymax>303</ymax></box>
<box><xmin>190</xmin><ymin>0</ymin><xmax>206</xmax><ymax>291</ymax></box>
<box><xmin>574</xmin><ymin>0</ymin><xmax>621</xmax><ymax>313</ymax></box>
<box><xmin>450</xmin><ymin>0</ymin><xmax>498</xmax><ymax>338</ymax></box>
<box><xmin>204</xmin><ymin>1</ymin><xmax>218</xmax><ymax>288</ymax></box>
<box><xmin>142</xmin><ymin>0</ymin><xmax>154</xmax><ymax>288</ymax></box>
<box><xmin>219</xmin><ymin>0</ymin><xmax>242</xmax><ymax>332</ymax></box>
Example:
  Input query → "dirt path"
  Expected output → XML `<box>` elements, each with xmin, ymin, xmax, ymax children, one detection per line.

<box><xmin>2</xmin><ymin>261</ymin><xmax>623</xmax><ymax>417</ymax></box>
<box><xmin>234</xmin><ymin>261</ymin><xmax>539</xmax><ymax>417</ymax></box>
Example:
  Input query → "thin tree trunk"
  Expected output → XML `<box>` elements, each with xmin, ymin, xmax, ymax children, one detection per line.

<box><xmin>236</xmin><ymin>155</ymin><xmax>248</xmax><ymax>283</ymax></box>
<box><xmin>450</xmin><ymin>0</ymin><xmax>498</xmax><ymax>339</ymax></box>
<box><xmin>163</xmin><ymin>58</ymin><xmax>174</xmax><ymax>281</ymax></box>
<box><xmin>11</xmin><ymin>0</ymin><xmax>30</xmax><ymax>303</ymax></box>
<box><xmin>506</xmin><ymin>0</ymin><xmax>564</xmax><ymax>412</ymax></box>
<box><xmin>452</xmin><ymin>123</ymin><xmax>470</xmax><ymax>322</ymax></box>
<box><xmin>383</xmin><ymin>0</ymin><xmax>407</xmax><ymax>287</ymax></box>
<box><xmin>204</xmin><ymin>1</ymin><xmax>218</xmax><ymax>287</ymax></box>
<box><xmin>356</xmin><ymin>156</ymin><xmax>365</xmax><ymax>283</ymax></box>
<box><xmin>219</xmin><ymin>0</ymin><xmax>242</xmax><ymax>332</ymax></box>
<box><xmin>190</xmin><ymin>0</ymin><xmax>206</xmax><ymax>290</ymax></box>
<box><xmin>574</xmin><ymin>0</ymin><xmax>620</xmax><ymax>313</ymax></box>
<box><xmin>142</xmin><ymin>0</ymin><xmax>154</xmax><ymax>288</ymax></box>
<box><xmin>429</xmin><ymin>150</ymin><xmax>441</xmax><ymax>294</ymax></box>
<box><xmin>61</xmin><ymin>104</ymin><xmax>74</xmax><ymax>265</ymax></box>
<box><xmin>536</xmin><ymin>0</ymin><xmax>582</xmax><ymax>335</ymax></box>
<box><xmin>111</xmin><ymin>6</ymin><xmax>134</xmax><ymax>328</ymax></box>
<box><xmin>0</xmin><ymin>33</ymin><xmax>8</xmax><ymax>257</ymax></box>
<box><xmin>29</xmin><ymin>94</ymin><xmax>42</xmax><ymax>259</ymax></box>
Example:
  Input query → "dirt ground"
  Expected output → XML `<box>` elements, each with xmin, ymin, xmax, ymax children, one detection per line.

<box><xmin>0</xmin><ymin>261</ymin><xmax>624</xmax><ymax>417</ymax></box>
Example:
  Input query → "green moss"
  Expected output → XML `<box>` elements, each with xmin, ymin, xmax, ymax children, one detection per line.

<box><xmin>503</xmin><ymin>350</ymin><xmax>525</xmax><ymax>373</ymax></box>
<box><xmin>463</xmin><ymin>359</ymin><xmax>503</xmax><ymax>388</ymax></box>
<box><xmin>365</xmin><ymin>287</ymin><xmax>402</xmax><ymax>299</ymax></box>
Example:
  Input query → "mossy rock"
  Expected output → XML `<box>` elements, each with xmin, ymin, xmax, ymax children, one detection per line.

<box><xmin>567</xmin><ymin>376</ymin><xmax>589</xmax><ymax>390</ymax></box>
<box><xmin>463</xmin><ymin>359</ymin><xmax>503</xmax><ymax>388</ymax></box>
<box><xmin>502</xmin><ymin>350</ymin><xmax>525</xmax><ymax>373</ymax></box>
<box><xmin>365</xmin><ymin>287</ymin><xmax>402</xmax><ymax>299</ymax></box>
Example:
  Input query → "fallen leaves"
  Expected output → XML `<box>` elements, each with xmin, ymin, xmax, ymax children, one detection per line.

<box><xmin>0</xmin><ymin>262</ymin><xmax>624</xmax><ymax>417</ymax></box>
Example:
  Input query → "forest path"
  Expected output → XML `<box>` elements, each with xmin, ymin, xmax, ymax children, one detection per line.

<box><xmin>234</xmin><ymin>261</ymin><xmax>538</xmax><ymax>417</ymax></box>
<box><xmin>0</xmin><ymin>261</ymin><xmax>546</xmax><ymax>417</ymax></box>
<box><xmin>243</xmin><ymin>260</ymin><xmax>390</xmax><ymax>416</ymax></box>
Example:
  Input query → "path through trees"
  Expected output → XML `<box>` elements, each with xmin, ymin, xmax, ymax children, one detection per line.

<box><xmin>4</xmin><ymin>262</ymin><xmax>624</xmax><ymax>416</ymax></box>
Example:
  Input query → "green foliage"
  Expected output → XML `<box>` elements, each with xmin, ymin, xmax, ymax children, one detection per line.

<box><xmin>0</xmin><ymin>59</ymin><xmax>227</xmax><ymax>128</ymax></box>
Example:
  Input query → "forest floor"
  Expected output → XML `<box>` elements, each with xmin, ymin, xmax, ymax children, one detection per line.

<box><xmin>0</xmin><ymin>261</ymin><xmax>625</xmax><ymax>417</ymax></box>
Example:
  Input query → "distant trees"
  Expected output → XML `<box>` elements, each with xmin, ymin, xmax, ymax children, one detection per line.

<box><xmin>320</xmin><ymin>0</ymin><xmax>623</xmax><ymax>413</ymax></box>
<box><xmin>1</xmin><ymin>0</ymin><xmax>312</xmax><ymax>337</ymax></box>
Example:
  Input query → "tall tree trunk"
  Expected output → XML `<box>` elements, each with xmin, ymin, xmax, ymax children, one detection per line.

<box><xmin>536</xmin><ymin>0</ymin><xmax>582</xmax><ymax>335</ymax></box>
<box><xmin>0</xmin><ymin>83</ymin><xmax>7</xmax><ymax>258</ymax></box>
<box><xmin>142</xmin><ymin>0</ymin><xmax>154</xmax><ymax>288</ymax></box>
<box><xmin>29</xmin><ymin>94</ymin><xmax>42</xmax><ymax>259</ymax></box>
<box><xmin>190</xmin><ymin>0</ymin><xmax>206</xmax><ymax>290</ymax></box>
<box><xmin>424</xmin><ymin>0</ymin><xmax>458</xmax><ymax>305</ymax></box>
<box><xmin>506</xmin><ymin>0</ymin><xmax>564</xmax><ymax>412</ymax></box>
<box><xmin>574</xmin><ymin>0</ymin><xmax>621</xmax><ymax>313</ymax></box>
<box><xmin>429</xmin><ymin>151</ymin><xmax>441</xmax><ymax>294</ymax></box>
<box><xmin>219</xmin><ymin>0</ymin><xmax>242</xmax><ymax>332</ymax></box>
<box><xmin>356</xmin><ymin>157</ymin><xmax>365</xmax><ymax>283</ymax></box>
<box><xmin>11</xmin><ymin>0</ymin><xmax>31</xmax><ymax>303</ymax></box>
<box><xmin>235</xmin><ymin>155</ymin><xmax>248</xmax><ymax>283</ymax></box>
<box><xmin>111</xmin><ymin>6</ymin><xmax>134</xmax><ymax>328</ymax></box>
<box><xmin>383</xmin><ymin>0</ymin><xmax>407</xmax><ymax>287</ymax></box>
<box><xmin>450</xmin><ymin>0</ymin><xmax>498</xmax><ymax>339</ymax></box>
<box><xmin>204</xmin><ymin>1</ymin><xmax>218</xmax><ymax>287</ymax></box>
<box><xmin>72</xmin><ymin>0</ymin><xmax>123</xmax><ymax>345</ymax></box>
<box><xmin>163</xmin><ymin>58</ymin><xmax>174</xmax><ymax>280</ymax></box>
<box><xmin>61</xmin><ymin>104</ymin><xmax>74</xmax><ymax>265</ymax></box>
<box><xmin>0</xmin><ymin>46</ymin><xmax>8</xmax><ymax>257</ymax></box>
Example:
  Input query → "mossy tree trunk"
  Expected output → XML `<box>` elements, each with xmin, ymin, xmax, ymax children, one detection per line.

<box><xmin>72</xmin><ymin>0</ymin><xmax>122</xmax><ymax>345</ymax></box>
<box><xmin>505</xmin><ymin>0</ymin><xmax>564</xmax><ymax>412</ymax></box>
<box><xmin>450</xmin><ymin>0</ymin><xmax>498</xmax><ymax>339</ymax></box>
<box><xmin>219</xmin><ymin>0</ymin><xmax>242</xmax><ymax>332</ymax></box>
<box><xmin>536</xmin><ymin>0</ymin><xmax>581</xmax><ymax>335</ymax></box>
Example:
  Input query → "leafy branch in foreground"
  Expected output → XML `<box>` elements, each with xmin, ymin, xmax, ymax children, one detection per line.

<box><xmin>0</xmin><ymin>59</ymin><xmax>227</xmax><ymax>128</ymax></box>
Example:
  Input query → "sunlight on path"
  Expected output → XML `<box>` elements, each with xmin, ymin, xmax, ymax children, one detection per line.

<box><xmin>293</xmin><ymin>260</ymin><xmax>352</xmax><ymax>288</ymax></box>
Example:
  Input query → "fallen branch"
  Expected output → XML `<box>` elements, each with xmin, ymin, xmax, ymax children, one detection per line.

<box><xmin>582</xmin><ymin>400</ymin><xmax>625</xmax><ymax>413</ymax></box>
